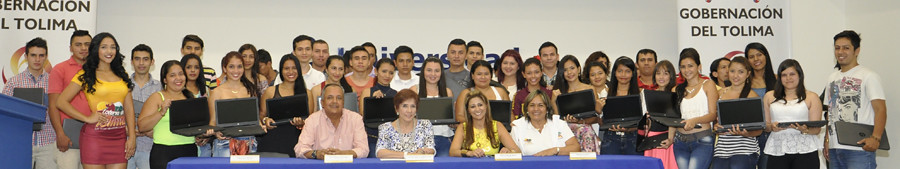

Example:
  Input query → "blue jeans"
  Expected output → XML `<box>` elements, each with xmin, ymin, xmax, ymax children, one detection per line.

<box><xmin>198</xmin><ymin>143</ymin><xmax>212</xmax><ymax>157</ymax></box>
<box><xmin>126</xmin><ymin>151</ymin><xmax>150</xmax><ymax>169</ymax></box>
<box><xmin>434</xmin><ymin>135</ymin><xmax>452</xmax><ymax>157</ymax></box>
<box><xmin>674</xmin><ymin>135</ymin><xmax>714</xmax><ymax>169</ymax></box>
<box><xmin>757</xmin><ymin>132</ymin><xmax>770</xmax><ymax>169</ymax></box>
<box><xmin>600</xmin><ymin>131</ymin><xmax>641</xmax><ymax>155</ymax></box>
<box><xmin>828</xmin><ymin>149</ymin><xmax>876</xmax><ymax>169</ymax></box>
<box><xmin>712</xmin><ymin>153</ymin><xmax>759</xmax><ymax>169</ymax></box>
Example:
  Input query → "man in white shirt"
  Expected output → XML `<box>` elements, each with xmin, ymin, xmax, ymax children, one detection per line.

<box><xmin>294</xmin><ymin>35</ymin><xmax>325</xmax><ymax>89</ymax></box>
<box><xmin>824</xmin><ymin>30</ymin><xmax>886</xmax><ymax>169</ymax></box>
<box><xmin>390</xmin><ymin>46</ymin><xmax>419</xmax><ymax>90</ymax></box>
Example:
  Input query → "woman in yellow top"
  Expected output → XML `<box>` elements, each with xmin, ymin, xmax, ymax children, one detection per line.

<box><xmin>450</xmin><ymin>90</ymin><xmax>519</xmax><ymax>157</ymax></box>
<box><xmin>137</xmin><ymin>60</ymin><xmax>198</xmax><ymax>169</ymax></box>
<box><xmin>57</xmin><ymin>32</ymin><xmax>137</xmax><ymax>169</ymax></box>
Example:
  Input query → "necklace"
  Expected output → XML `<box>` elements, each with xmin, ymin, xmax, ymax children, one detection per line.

<box><xmin>686</xmin><ymin>83</ymin><xmax>700</xmax><ymax>94</ymax></box>
<box><xmin>231</xmin><ymin>90</ymin><xmax>238</xmax><ymax>94</ymax></box>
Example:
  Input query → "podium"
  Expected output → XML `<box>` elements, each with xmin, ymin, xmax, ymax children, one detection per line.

<box><xmin>0</xmin><ymin>94</ymin><xmax>48</xmax><ymax>169</ymax></box>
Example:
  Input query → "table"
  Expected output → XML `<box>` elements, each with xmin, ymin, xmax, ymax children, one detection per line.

<box><xmin>168</xmin><ymin>155</ymin><xmax>664</xmax><ymax>169</ymax></box>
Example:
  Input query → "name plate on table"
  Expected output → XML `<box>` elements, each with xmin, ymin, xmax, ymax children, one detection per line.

<box><xmin>404</xmin><ymin>154</ymin><xmax>435</xmax><ymax>163</ymax></box>
<box><xmin>494</xmin><ymin>153</ymin><xmax>522</xmax><ymax>161</ymax></box>
<box><xmin>324</xmin><ymin>155</ymin><xmax>354</xmax><ymax>163</ymax></box>
<box><xmin>569</xmin><ymin>152</ymin><xmax>597</xmax><ymax>160</ymax></box>
<box><xmin>229</xmin><ymin>155</ymin><xmax>260</xmax><ymax>163</ymax></box>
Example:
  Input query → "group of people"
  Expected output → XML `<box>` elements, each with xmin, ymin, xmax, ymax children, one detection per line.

<box><xmin>5</xmin><ymin>30</ymin><xmax>885</xmax><ymax>169</ymax></box>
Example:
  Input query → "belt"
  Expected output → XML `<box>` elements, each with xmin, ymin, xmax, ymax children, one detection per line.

<box><xmin>676</xmin><ymin>129</ymin><xmax>714</xmax><ymax>142</ymax></box>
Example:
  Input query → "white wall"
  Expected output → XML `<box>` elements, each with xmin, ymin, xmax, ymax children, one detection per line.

<box><xmin>96</xmin><ymin>0</ymin><xmax>898</xmax><ymax>165</ymax></box>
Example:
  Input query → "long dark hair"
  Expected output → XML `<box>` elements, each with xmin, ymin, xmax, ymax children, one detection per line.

<box><xmin>180</xmin><ymin>54</ymin><xmax>207</xmax><ymax>96</ymax></box>
<box><xmin>522</xmin><ymin>58</ymin><xmax>548</xmax><ymax>87</ymax></box>
<box><xmin>586</xmin><ymin>51</ymin><xmax>610</xmax><ymax>74</ymax></box>
<box><xmin>79</xmin><ymin>32</ymin><xmax>133</xmax><ymax>94</ymax></box>
<box><xmin>160</xmin><ymin>60</ymin><xmax>194</xmax><ymax>98</ymax></box>
<box><xmin>374</xmin><ymin>57</ymin><xmax>396</xmax><ymax>86</ymax></box>
<box><xmin>279</xmin><ymin>54</ymin><xmax>308</xmax><ymax>95</ymax></box>
<box><xmin>745</xmin><ymin>42</ymin><xmax>776</xmax><ymax>91</ymax></box>
<box><xmin>552</xmin><ymin>55</ymin><xmax>581</xmax><ymax>94</ymax></box>
<box><xmin>773</xmin><ymin>59</ymin><xmax>807</xmax><ymax>104</ymax></box>
<box><xmin>728</xmin><ymin>56</ymin><xmax>754</xmax><ymax>98</ymax></box>
<box><xmin>676</xmin><ymin>48</ymin><xmax>701</xmax><ymax>102</ymax></box>
<box><xmin>653</xmin><ymin>60</ymin><xmax>677</xmax><ymax>92</ymax></box>
<box><xmin>495</xmin><ymin>49</ymin><xmax>525</xmax><ymax>90</ymax></box>
<box><xmin>418</xmin><ymin>57</ymin><xmax>448</xmax><ymax>97</ymax></box>
<box><xmin>239</xmin><ymin>44</ymin><xmax>262</xmax><ymax>86</ymax></box>
<box><xmin>324</xmin><ymin>55</ymin><xmax>353</xmax><ymax>93</ymax></box>
<box><xmin>608</xmin><ymin>56</ymin><xmax>639</xmax><ymax>96</ymax></box>
<box><xmin>221</xmin><ymin>51</ymin><xmax>259</xmax><ymax>97</ymax></box>
<box><xmin>467</xmin><ymin>60</ymin><xmax>493</xmax><ymax>88</ymax></box>
<box><xmin>462</xmin><ymin>90</ymin><xmax>498</xmax><ymax>149</ymax></box>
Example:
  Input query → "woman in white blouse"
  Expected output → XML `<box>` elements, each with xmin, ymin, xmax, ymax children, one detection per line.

<box><xmin>763</xmin><ymin>59</ymin><xmax>823</xmax><ymax>169</ymax></box>
<box><xmin>510</xmin><ymin>90</ymin><xmax>580</xmax><ymax>156</ymax></box>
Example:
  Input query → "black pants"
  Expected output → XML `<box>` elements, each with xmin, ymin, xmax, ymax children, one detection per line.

<box><xmin>149</xmin><ymin>143</ymin><xmax>198</xmax><ymax>169</ymax></box>
<box><xmin>766</xmin><ymin>151</ymin><xmax>819</xmax><ymax>169</ymax></box>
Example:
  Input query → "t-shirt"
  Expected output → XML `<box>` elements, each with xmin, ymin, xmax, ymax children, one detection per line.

<box><xmin>203</xmin><ymin>67</ymin><xmax>217</xmax><ymax>90</ymax></box>
<box><xmin>390</xmin><ymin>72</ymin><xmax>419</xmax><ymax>91</ymax></box>
<box><xmin>72</xmin><ymin>70</ymin><xmax>128</xmax><ymax>130</ymax></box>
<box><xmin>824</xmin><ymin>66</ymin><xmax>885</xmax><ymax>151</ymax></box>
<box><xmin>303</xmin><ymin>68</ymin><xmax>326</xmax><ymax>90</ymax></box>
<box><xmin>444</xmin><ymin>69</ymin><xmax>470</xmax><ymax>101</ymax></box>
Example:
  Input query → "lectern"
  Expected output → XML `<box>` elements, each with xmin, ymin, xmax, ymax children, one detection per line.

<box><xmin>0</xmin><ymin>94</ymin><xmax>48</xmax><ymax>169</ymax></box>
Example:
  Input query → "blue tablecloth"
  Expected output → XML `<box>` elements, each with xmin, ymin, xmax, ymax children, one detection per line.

<box><xmin>168</xmin><ymin>155</ymin><xmax>663</xmax><ymax>169</ymax></box>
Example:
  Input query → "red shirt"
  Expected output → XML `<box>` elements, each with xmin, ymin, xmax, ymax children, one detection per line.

<box><xmin>637</xmin><ymin>75</ymin><xmax>658</xmax><ymax>91</ymax></box>
<box><xmin>48</xmin><ymin>57</ymin><xmax>91</xmax><ymax>119</ymax></box>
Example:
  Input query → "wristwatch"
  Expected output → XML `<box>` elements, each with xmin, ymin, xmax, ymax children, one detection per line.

<box><xmin>311</xmin><ymin>150</ymin><xmax>318</xmax><ymax>159</ymax></box>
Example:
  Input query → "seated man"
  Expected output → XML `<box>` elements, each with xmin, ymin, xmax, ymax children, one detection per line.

<box><xmin>295</xmin><ymin>84</ymin><xmax>369</xmax><ymax>159</ymax></box>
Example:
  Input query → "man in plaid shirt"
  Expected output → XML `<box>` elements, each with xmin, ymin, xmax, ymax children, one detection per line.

<box><xmin>2</xmin><ymin>38</ymin><xmax>56</xmax><ymax>169</ymax></box>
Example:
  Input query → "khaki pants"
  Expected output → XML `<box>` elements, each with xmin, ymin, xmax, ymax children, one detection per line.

<box><xmin>32</xmin><ymin>144</ymin><xmax>58</xmax><ymax>169</ymax></box>
<box><xmin>56</xmin><ymin>148</ymin><xmax>82</xmax><ymax>169</ymax></box>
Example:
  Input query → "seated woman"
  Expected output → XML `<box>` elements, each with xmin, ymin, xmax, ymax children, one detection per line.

<box><xmin>449</xmin><ymin>90</ymin><xmax>519</xmax><ymax>157</ymax></box>
<box><xmin>510</xmin><ymin>90</ymin><xmax>580</xmax><ymax>156</ymax></box>
<box><xmin>375</xmin><ymin>89</ymin><xmax>436</xmax><ymax>158</ymax></box>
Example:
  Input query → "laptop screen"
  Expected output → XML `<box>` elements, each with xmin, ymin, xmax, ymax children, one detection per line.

<box><xmin>215</xmin><ymin>97</ymin><xmax>259</xmax><ymax>127</ymax></box>
<box><xmin>556</xmin><ymin>89</ymin><xmax>596</xmax><ymax>116</ymax></box>
<box><xmin>417</xmin><ymin>97</ymin><xmax>454</xmax><ymax>120</ymax></box>
<box><xmin>490</xmin><ymin>100</ymin><xmax>512</xmax><ymax>124</ymax></box>
<box><xmin>643</xmin><ymin>90</ymin><xmax>679</xmax><ymax>117</ymax></box>
<box><xmin>363</xmin><ymin>97</ymin><xmax>398</xmax><ymax>121</ymax></box>
<box><xmin>170</xmin><ymin>97</ymin><xmax>210</xmax><ymax>129</ymax></box>
<box><xmin>717</xmin><ymin>98</ymin><xmax>765</xmax><ymax>125</ymax></box>
<box><xmin>601</xmin><ymin>95</ymin><xmax>643</xmax><ymax>119</ymax></box>
<box><xmin>266</xmin><ymin>94</ymin><xmax>309</xmax><ymax>120</ymax></box>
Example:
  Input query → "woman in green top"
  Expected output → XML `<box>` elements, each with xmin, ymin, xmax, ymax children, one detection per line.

<box><xmin>449</xmin><ymin>89</ymin><xmax>519</xmax><ymax>157</ymax></box>
<box><xmin>137</xmin><ymin>60</ymin><xmax>197</xmax><ymax>169</ymax></box>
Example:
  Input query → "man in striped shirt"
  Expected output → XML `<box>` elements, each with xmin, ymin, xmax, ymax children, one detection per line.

<box><xmin>3</xmin><ymin>38</ymin><xmax>56</xmax><ymax>169</ymax></box>
<box><xmin>181</xmin><ymin>34</ymin><xmax>218</xmax><ymax>90</ymax></box>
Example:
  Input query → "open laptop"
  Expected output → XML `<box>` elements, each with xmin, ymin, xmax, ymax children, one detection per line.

<box><xmin>489</xmin><ymin>100</ymin><xmax>512</xmax><ymax>131</ymax></box>
<box><xmin>417</xmin><ymin>97</ymin><xmax>457</xmax><ymax>125</ymax></box>
<box><xmin>556</xmin><ymin>89</ymin><xmax>597</xmax><ymax>119</ymax></box>
<box><xmin>215</xmin><ymin>97</ymin><xmax>265</xmax><ymax>137</ymax></box>
<box><xmin>170</xmin><ymin>97</ymin><xmax>221</xmax><ymax>136</ymax></box>
<box><xmin>317</xmin><ymin>92</ymin><xmax>359</xmax><ymax>112</ymax></box>
<box><xmin>266</xmin><ymin>94</ymin><xmax>310</xmax><ymax>126</ymax></box>
<box><xmin>62</xmin><ymin>118</ymin><xmax>83</xmax><ymax>149</ymax></box>
<box><xmin>598</xmin><ymin>95</ymin><xmax>643</xmax><ymax>130</ymax></box>
<box><xmin>13</xmin><ymin>88</ymin><xmax>46</xmax><ymax>131</ymax></box>
<box><xmin>835</xmin><ymin>121</ymin><xmax>890</xmax><ymax>150</ymax></box>
<box><xmin>363</xmin><ymin>97</ymin><xmax>397</xmax><ymax>129</ymax></box>
<box><xmin>715</xmin><ymin>98</ymin><xmax>766</xmax><ymax>132</ymax></box>
<box><xmin>644</xmin><ymin>90</ymin><xmax>692</xmax><ymax>127</ymax></box>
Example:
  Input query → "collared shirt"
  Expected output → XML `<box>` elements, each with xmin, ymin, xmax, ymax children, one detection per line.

<box><xmin>303</xmin><ymin>68</ymin><xmax>326</xmax><ymax>90</ymax></box>
<box><xmin>390</xmin><ymin>72</ymin><xmax>419</xmax><ymax>91</ymax></box>
<box><xmin>295</xmin><ymin>108</ymin><xmax>369</xmax><ymax>158</ymax></box>
<box><xmin>637</xmin><ymin>75</ymin><xmax>659</xmax><ymax>91</ymax></box>
<box><xmin>48</xmin><ymin>56</ymin><xmax>91</xmax><ymax>120</ymax></box>
<box><xmin>509</xmin><ymin>116</ymin><xmax>574</xmax><ymax>156</ymax></box>
<box><xmin>130</xmin><ymin>73</ymin><xmax>161</xmax><ymax>152</ymax></box>
<box><xmin>2</xmin><ymin>71</ymin><xmax>55</xmax><ymax>146</ymax></box>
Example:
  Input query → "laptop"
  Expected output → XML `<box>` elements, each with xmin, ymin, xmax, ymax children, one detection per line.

<box><xmin>170</xmin><ymin>97</ymin><xmax>221</xmax><ymax>136</ymax></box>
<box><xmin>363</xmin><ymin>97</ymin><xmax>397</xmax><ymax>129</ymax></box>
<box><xmin>266</xmin><ymin>94</ymin><xmax>310</xmax><ymax>126</ymax></box>
<box><xmin>598</xmin><ymin>95</ymin><xmax>643</xmax><ymax>130</ymax></box>
<box><xmin>715</xmin><ymin>98</ymin><xmax>766</xmax><ymax>132</ymax></box>
<box><xmin>644</xmin><ymin>90</ymin><xmax>690</xmax><ymax>127</ymax></box>
<box><xmin>317</xmin><ymin>92</ymin><xmax>359</xmax><ymax>112</ymax></box>
<box><xmin>776</xmin><ymin>120</ymin><xmax>827</xmax><ymax>128</ymax></box>
<box><xmin>835</xmin><ymin>121</ymin><xmax>890</xmax><ymax>150</ymax></box>
<box><xmin>215</xmin><ymin>97</ymin><xmax>266</xmax><ymax>137</ymax></box>
<box><xmin>636</xmin><ymin>134</ymin><xmax>668</xmax><ymax>152</ymax></box>
<box><xmin>489</xmin><ymin>100</ymin><xmax>512</xmax><ymax>131</ymax></box>
<box><xmin>62</xmin><ymin>118</ymin><xmax>83</xmax><ymax>149</ymax></box>
<box><xmin>13</xmin><ymin>88</ymin><xmax>46</xmax><ymax>131</ymax></box>
<box><xmin>417</xmin><ymin>97</ymin><xmax>458</xmax><ymax>125</ymax></box>
<box><xmin>555</xmin><ymin>89</ymin><xmax>597</xmax><ymax>119</ymax></box>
